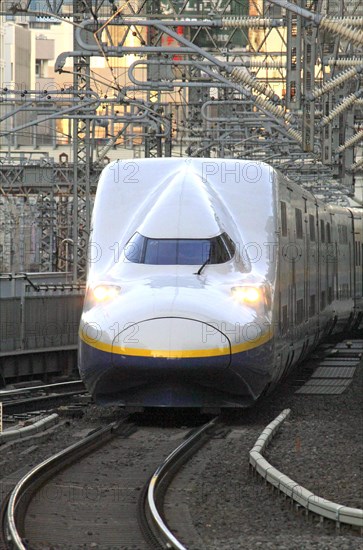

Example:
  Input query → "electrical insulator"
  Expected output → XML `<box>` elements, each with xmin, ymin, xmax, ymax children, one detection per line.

<box><xmin>309</xmin><ymin>67</ymin><xmax>358</xmax><ymax>99</ymax></box>
<box><xmin>350</xmin><ymin>158</ymin><xmax>363</xmax><ymax>172</ymax></box>
<box><xmin>230</xmin><ymin>67</ymin><xmax>276</xmax><ymax>101</ymax></box>
<box><xmin>222</xmin><ymin>17</ymin><xmax>282</xmax><ymax>28</ymax></box>
<box><xmin>336</xmin><ymin>129</ymin><xmax>363</xmax><ymax>153</ymax></box>
<box><xmin>254</xmin><ymin>95</ymin><xmax>294</xmax><ymax>124</ymax></box>
<box><xmin>320</xmin><ymin>92</ymin><xmax>361</xmax><ymax>126</ymax></box>
<box><xmin>246</xmin><ymin>60</ymin><xmax>284</xmax><ymax>69</ymax></box>
<box><xmin>286</xmin><ymin>127</ymin><xmax>303</xmax><ymax>145</ymax></box>
<box><xmin>327</xmin><ymin>16</ymin><xmax>363</xmax><ymax>27</ymax></box>
<box><xmin>320</xmin><ymin>17</ymin><xmax>363</xmax><ymax>47</ymax></box>
<box><xmin>327</xmin><ymin>57</ymin><xmax>363</xmax><ymax>67</ymax></box>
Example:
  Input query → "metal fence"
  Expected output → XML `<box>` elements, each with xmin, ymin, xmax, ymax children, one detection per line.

<box><xmin>0</xmin><ymin>273</ymin><xmax>84</xmax><ymax>354</ymax></box>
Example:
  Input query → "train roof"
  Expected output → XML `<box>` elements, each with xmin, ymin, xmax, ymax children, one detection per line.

<box><xmin>89</xmin><ymin>158</ymin><xmax>278</xmax><ymax>277</ymax></box>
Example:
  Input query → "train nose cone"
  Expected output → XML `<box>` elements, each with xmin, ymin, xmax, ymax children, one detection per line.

<box><xmin>111</xmin><ymin>317</ymin><xmax>231</xmax><ymax>367</ymax></box>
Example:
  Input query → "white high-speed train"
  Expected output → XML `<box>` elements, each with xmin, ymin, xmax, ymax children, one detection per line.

<box><xmin>78</xmin><ymin>158</ymin><xmax>363</xmax><ymax>408</ymax></box>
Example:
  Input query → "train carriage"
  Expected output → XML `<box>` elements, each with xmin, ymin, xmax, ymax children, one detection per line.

<box><xmin>79</xmin><ymin>158</ymin><xmax>362</xmax><ymax>408</ymax></box>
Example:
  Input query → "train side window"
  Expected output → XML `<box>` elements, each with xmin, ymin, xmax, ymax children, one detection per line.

<box><xmin>338</xmin><ymin>224</ymin><xmax>348</xmax><ymax>244</ymax></box>
<box><xmin>309</xmin><ymin>295</ymin><xmax>315</xmax><ymax>317</ymax></box>
<box><xmin>326</xmin><ymin>222</ymin><xmax>331</xmax><ymax>243</ymax></box>
<box><xmin>309</xmin><ymin>215</ymin><xmax>315</xmax><ymax>241</ymax></box>
<box><xmin>328</xmin><ymin>286</ymin><xmax>333</xmax><ymax>305</ymax></box>
<box><xmin>296</xmin><ymin>299</ymin><xmax>304</xmax><ymax>324</ymax></box>
<box><xmin>320</xmin><ymin>220</ymin><xmax>325</xmax><ymax>242</ymax></box>
<box><xmin>295</xmin><ymin>208</ymin><xmax>303</xmax><ymax>239</ymax></box>
<box><xmin>281</xmin><ymin>305</ymin><xmax>288</xmax><ymax>333</ymax></box>
<box><xmin>320</xmin><ymin>290</ymin><xmax>326</xmax><ymax>311</ymax></box>
<box><xmin>280</xmin><ymin>201</ymin><xmax>287</xmax><ymax>237</ymax></box>
<box><xmin>356</xmin><ymin>241</ymin><xmax>361</xmax><ymax>266</ymax></box>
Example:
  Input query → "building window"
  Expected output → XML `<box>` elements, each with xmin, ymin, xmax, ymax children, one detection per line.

<box><xmin>326</xmin><ymin>222</ymin><xmax>331</xmax><ymax>243</ymax></box>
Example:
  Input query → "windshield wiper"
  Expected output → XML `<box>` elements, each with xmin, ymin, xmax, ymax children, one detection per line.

<box><xmin>195</xmin><ymin>257</ymin><xmax>210</xmax><ymax>276</ymax></box>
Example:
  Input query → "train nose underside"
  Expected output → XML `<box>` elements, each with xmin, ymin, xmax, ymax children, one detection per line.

<box><xmin>80</xmin><ymin>316</ymin><xmax>274</xmax><ymax>408</ymax></box>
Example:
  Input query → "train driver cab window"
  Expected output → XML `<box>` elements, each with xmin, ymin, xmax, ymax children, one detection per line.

<box><xmin>124</xmin><ymin>231</ymin><xmax>236</xmax><ymax>265</ymax></box>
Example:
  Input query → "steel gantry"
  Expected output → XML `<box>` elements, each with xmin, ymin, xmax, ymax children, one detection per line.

<box><xmin>0</xmin><ymin>0</ymin><xmax>362</xmax><ymax>278</ymax></box>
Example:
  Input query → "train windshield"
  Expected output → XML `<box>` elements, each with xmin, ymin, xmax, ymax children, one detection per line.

<box><xmin>124</xmin><ymin>232</ymin><xmax>235</xmax><ymax>265</ymax></box>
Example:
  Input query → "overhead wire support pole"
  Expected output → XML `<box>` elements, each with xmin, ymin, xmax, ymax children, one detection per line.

<box><xmin>72</xmin><ymin>0</ymin><xmax>92</xmax><ymax>283</ymax></box>
<box><xmin>0</xmin><ymin>0</ymin><xmax>361</xmax><ymax>211</ymax></box>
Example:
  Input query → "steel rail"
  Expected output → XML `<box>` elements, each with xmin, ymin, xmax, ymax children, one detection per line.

<box><xmin>1</xmin><ymin>394</ymin><xmax>87</xmax><ymax>416</ymax></box>
<box><xmin>141</xmin><ymin>416</ymin><xmax>219</xmax><ymax>549</ymax></box>
<box><xmin>0</xmin><ymin>380</ymin><xmax>88</xmax><ymax>415</ymax></box>
<box><xmin>3</xmin><ymin>420</ymin><xmax>125</xmax><ymax>549</ymax></box>
<box><xmin>0</xmin><ymin>379</ymin><xmax>85</xmax><ymax>398</ymax></box>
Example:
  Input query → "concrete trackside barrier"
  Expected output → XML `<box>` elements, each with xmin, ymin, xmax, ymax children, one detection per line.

<box><xmin>0</xmin><ymin>413</ymin><xmax>59</xmax><ymax>444</ymax></box>
<box><xmin>249</xmin><ymin>409</ymin><xmax>363</xmax><ymax>528</ymax></box>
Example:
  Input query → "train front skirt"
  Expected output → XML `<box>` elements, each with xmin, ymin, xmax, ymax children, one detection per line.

<box><xmin>79</xmin><ymin>334</ymin><xmax>274</xmax><ymax>408</ymax></box>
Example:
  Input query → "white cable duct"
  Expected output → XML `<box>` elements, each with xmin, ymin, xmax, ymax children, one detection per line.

<box><xmin>320</xmin><ymin>92</ymin><xmax>362</xmax><ymax>127</ymax></box>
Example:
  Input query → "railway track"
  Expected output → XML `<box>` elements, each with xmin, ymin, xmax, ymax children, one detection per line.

<box><xmin>1</xmin><ymin>415</ymin><xmax>222</xmax><ymax>549</ymax></box>
<box><xmin>1</xmin><ymin>335</ymin><xmax>361</xmax><ymax>549</ymax></box>
<box><xmin>0</xmin><ymin>380</ymin><xmax>87</xmax><ymax>415</ymax></box>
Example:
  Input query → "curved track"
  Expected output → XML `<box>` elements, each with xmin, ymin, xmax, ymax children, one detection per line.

<box><xmin>2</xmin><ymin>416</ymin><xmax>221</xmax><ymax>549</ymax></box>
<box><xmin>140</xmin><ymin>416</ymin><xmax>220</xmax><ymax>549</ymax></box>
<box><xmin>2</xmin><ymin>420</ymin><xmax>123</xmax><ymax>549</ymax></box>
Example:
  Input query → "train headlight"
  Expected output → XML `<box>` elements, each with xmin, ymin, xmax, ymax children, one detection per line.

<box><xmin>231</xmin><ymin>286</ymin><xmax>262</xmax><ymax>305</ymax></box>
<box><xmin>92</xmin><ymin>284</ymin><xmax>121</xmax><ymax>301</ymax></box>
<box><xmin>231</xmin><ymin>284</ymin><xmax>272</xmax><ymax>311</ymax></box>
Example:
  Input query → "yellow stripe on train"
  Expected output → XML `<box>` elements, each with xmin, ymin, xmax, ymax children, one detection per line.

<box><xmin>79</xmin><ymin>329</ymin><xmax>272</xmax><ymax>358</ymax></box>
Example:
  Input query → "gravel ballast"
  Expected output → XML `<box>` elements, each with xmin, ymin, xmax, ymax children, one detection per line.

<box><xmin>1</xmin><ymin>348</ymin><xmax>362</xmax><ymax>549</ymax></box>
<box><xmin>166</xmin><ymin>352</ymin><xmax>363</xmax><ymax>549</ymax></box>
